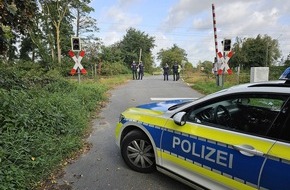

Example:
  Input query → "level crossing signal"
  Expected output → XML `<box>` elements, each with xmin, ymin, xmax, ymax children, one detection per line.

<box><xmin>68</xmin><ymin>50</ymin><xmax>87</xmax><ymax>75</ymax></box>
<box><xmin>217</xmin><ymin>51</ymin><xmax>233</xmax><ymax>75</ymax></box>
<box><xmin>71</xmin><ymin>37</ymin><xmax>81</xmax><ymax>51</ymax></box>
<box><xmin>223</xmin><ymin>39</ymin><xmax>231</xmax><ymax>52</ymax></box>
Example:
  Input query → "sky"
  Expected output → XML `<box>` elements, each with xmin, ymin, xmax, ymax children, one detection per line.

<box><xmin>89</xmin><ymin>0</ymin><xmax>290</xmax><ymax>66</ymax></box>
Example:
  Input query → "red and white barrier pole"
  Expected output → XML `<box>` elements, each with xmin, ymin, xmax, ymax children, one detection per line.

<box><xmin>212</xmin><ymin>4</ymin><xmax>218</xmax><ymax>58</ymax></box>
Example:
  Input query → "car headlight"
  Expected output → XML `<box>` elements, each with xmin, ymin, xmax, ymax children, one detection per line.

<box><xmin>119</xmin><ymin>114</ymin><xmax>125</xmax><ymax>122</ymax></box>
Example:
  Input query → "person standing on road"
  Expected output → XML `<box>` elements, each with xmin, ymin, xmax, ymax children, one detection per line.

<box><xmin>172</xmin><ymin>62</ymin><xmax>179</xmax><ymax>81</ymax></box>
<box><xmin>177</xmin><ymin>64</ymin><xmax>182</xmax><ymax>81</ymax></box>
<box><xmin>138</xmin><ymin>61</ymin><xmax>144</xmax><ymax>80</ymax></box>
<box><xmin>163</xmin><ymin>63</ymin><xmax>169</xmax><ymax>81</ymax></box>
<box><xmin>131</xmin><ymin>60</ymin><xmax>138</xmax><ymax>80</ymax></box>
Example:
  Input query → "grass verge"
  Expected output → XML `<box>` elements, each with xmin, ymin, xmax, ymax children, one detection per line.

<box><xmin>0</xmin><ymin>68</ymin><xmax>130</xmax><ymax>190</ymax></box>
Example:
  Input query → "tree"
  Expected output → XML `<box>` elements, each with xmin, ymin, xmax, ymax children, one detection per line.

<box><xmin>263</xmin><ymin>35</ymin><xmax>281</xmax><ymax>67</ymax></box>
<box><xmin>157</xmin><ymin>44</ymin><xmax>188</xmax><ymax>69</ymax></box>
<box><xmin>229</xmin><ymin>37</ymin><xmax>247</xmax><ymax>69</ymax></box>
<box><xmin>99</xmin><ymin>43</ymin><xmax>123</xmax><ymax>63</ymax></box>
<box><xmin>29</xmin><ymin>0</ymin><xmax>97</xmax><ymax>65</ymax></box>
<box><xmin>39</xmin><ymin>0</ymin><xmax>73</xmax><ymax>64</ymax></box>
<box><xmin>1</xmin><ymin>0</ymin><xmax>99</xmax><ymax>68</ymax></box>
<box><xmin>184</xmin><ymin>62</ymin><xmax>194</xmax><ymax>71</ymax></box>
<box><xmin>230</xmin><ymin>35</ymin><xmax>281</xmax><ymax>69</ymax></box>
<box><xmin>19</xmin><ymin>37</ymin><xmax>34</xmax><ymax>61</ymax></box>
<box><xmin>0</xmin><ymin>0</ymin><xmax>37</xmax><ymax>60</ymax></box>
<box><xmin>284</xmin><ymin>60</ymin><xmax>290</xmax><ymax>67</ymax></box>
<box><xmin>71</xmin><ymin>0</ymin><xmax>100</xmax><ymax>54</ymax></box>
<box><xmin>71</xmin><ymin>0</ymin><xmax>97</xmax><ymax>37</ymax></box>
<box><xmin>26</xmin><ymin>10</ymin><xmax>60</xmax><ymax>65</ymax></box>
<box><xmin>119</xmin><ymin>28</ymin><xmax>156</xmax><ymax>71</ymax></box>
<box><xmin>200</xmin><ymin>61</ymin><xmax>213</xmax><ymax>78</ymax></box>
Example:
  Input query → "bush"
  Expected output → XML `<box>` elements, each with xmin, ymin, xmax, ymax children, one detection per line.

<box><xmin>100</xmin><ymin>61</ymin><xmax>131</xmax><ymax>75</ymax></box>
<box><xmin>0</xmin><ymin>62</ymin><xmax>109</xmax><ymax>189</ymax></box>
<box><xmin>269</xmin><ymin>66</ymin><xmax>287</xmax><ymax>80</ymax></box>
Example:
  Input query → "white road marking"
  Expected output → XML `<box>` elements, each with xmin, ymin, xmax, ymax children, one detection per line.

<box><xmin>150</xmin><ymin>97</ymin><xmax>198</xmax><ymax>101</ymax></box>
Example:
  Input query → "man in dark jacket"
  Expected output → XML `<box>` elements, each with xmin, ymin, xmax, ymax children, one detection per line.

<box><xmin>172</xmin><ymin>62</ymin><xmax>179</xmax><ymax>81</ymax></box>
<box><xmin>138</xmin><ymin>61</ymin><xmax>144</xmax><ymax>80</ymax></box>
<box><xmin>131</xmin><ymin>60</ymin><xmax>138</xmax><ymax>80</ymax></box>
<box><xmin>163</xmin><ymin>63</ymin><xmax>169</xmax><ymax>81</ymax></box>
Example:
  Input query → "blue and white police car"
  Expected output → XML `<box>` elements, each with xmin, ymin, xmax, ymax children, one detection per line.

<box><xmin>115</xmin><ymin>78</ymin><xmax>290</xmax><ymax>190</ymax></box>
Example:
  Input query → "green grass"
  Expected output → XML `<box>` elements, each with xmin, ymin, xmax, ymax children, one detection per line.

<box><xmin>0</xmin><ymin>63</ymin><xmax>131</xmax><ymax>190</ymax></box>
<box><xmin>184</xmin><ymin>66</ymin><xmax>287</xmax><ymax>95</ymax></box>
<box><xmin>183</xmin><ymin>72</ymin><xmax>235</xmax><ymax>94</ymax></box>
<box><xmin>191</xmin><ymin>81</ymin><xmax>226</xmax><ymax>94</ymax></box>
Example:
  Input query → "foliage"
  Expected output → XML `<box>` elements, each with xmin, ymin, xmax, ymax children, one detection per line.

<box><xmin>184</xmin><ymin>62</ymin><xmax>194</xmax><ymax>71</ymax></box>
<box><xmin>142</xmin><ymin>52</ymin><xmax>155</xmax><ymax>74</ymax></box>
<box><xmin>97</xmin><ymin>74</ymin><xmax>131</xmax><ymax>88</ymax></box>
<box><xmin>119</xmin><ymin>28</ymin><xmax>156</xmax><ymax>72</ymax></box>
<box><xmin>72</xmin><ymin>0</ymin><xmax>100</xmax><ymax>66</ymax></box>
<box><xmin>0</xmin><ymin>0</ymin><xmax>37</xmax><ymax>57</ymax></box>
<box><xmin>70</xmin><ymin>0</ymin><xmax>96</xmax><ymax>37</ymax></box>
<box><xmin>99</xmin><ymin>61</ymin><xmax>131</xmax><ymax>76</ymax></box>
<box><xmin>0</xmin><ymin>62</ymin><xmax>111</xmax><ymax>189</ymax></box>
<box><xmin>1</xmin><ymin>0</ymin><xmax>98</xmax><ymax>66</ymax></box>
<box><xmin>284</xmin><ymin>60</ymin><xmax>290</xmax><ymax>67</ymax></box>
<box><xmin>157</xmin><ymin>44</ymin><xmax>188</xmax><ymax>70</ymax></box>
<box><xmin>269</xmin><ymin>66</ymin><xmax>289</xmax><ymax>80</ymax></box>
<box><xmin>183</xmin><ymin>72</ymin><xmax>225</xmax><ymax>94</ymax></box>
<box><xmin>40</xmin><ymin>0</ymin><xmax>73</xmax><ymax>64</ymax></box>
<box><xmin>0</xmin><ymin>61</ymin><xmax>60</xmax><ymax>91</ymax></box>
<box><xmin>193</xmin><ymin>80</ymin><xmax>227</xmax><ymax>94</ymax></box>
<box><xmin>230</xmin><ymin>34</ymin><xmax>281</xmax><ymax>69</ymax></box>
<box><xmin>99</xmin><ymin>44</ymin><xmax>124</xmax><ymax>64</ymax></box>
<box><xmin>198</xmin><ymin>60</ymin><xmax>213</xmax><ymax>78</ymax></box>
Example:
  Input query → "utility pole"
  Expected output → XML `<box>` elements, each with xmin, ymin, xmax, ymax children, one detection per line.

<box><xmin>139</xmin><ymin>48</ymin><xmax>142</xmax><ymax>63</ymax></box>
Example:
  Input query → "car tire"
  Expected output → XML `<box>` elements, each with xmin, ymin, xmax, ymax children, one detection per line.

<box><xmin>121</xmin><ymin>130</ymin><xmax>156</xmax><ymax>173</ymax></box>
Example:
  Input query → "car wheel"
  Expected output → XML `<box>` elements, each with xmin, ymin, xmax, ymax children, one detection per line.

<box><xmin>121</xmin><ymin>130</ymin><xmax>156</xmax><ymax>173</ymax></box>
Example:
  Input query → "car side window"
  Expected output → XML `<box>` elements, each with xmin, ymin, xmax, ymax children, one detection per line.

<box><xmin>280</xmin><ymin>115</ymin><xmax>290</xmax><ymax>142</ymax></box>
<box><xmin>245</xmin><ymin>98</ymin><xmax>283</xmax><ymax>111</ymax></box>
<box><xmin>270</xmin><ymin>99</ymin><xmax>290</xmax><ymax>142</ymax></box>
<box><xmin>187</xmin><ymin>94</ymin><xmax>287</xmax><ymax>138</ymax></box>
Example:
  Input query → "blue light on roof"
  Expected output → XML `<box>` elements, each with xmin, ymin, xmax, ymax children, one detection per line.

<box><xmin>279</xmin><ymin>67</ymin><xmax>290</xmax><ymax>80</ymax></box>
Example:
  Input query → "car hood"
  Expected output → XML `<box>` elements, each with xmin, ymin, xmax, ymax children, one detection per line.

<box><xmin>136</xmin><ymin>99</ymin><xmax>191</xmax><ymax>112</ymax></box>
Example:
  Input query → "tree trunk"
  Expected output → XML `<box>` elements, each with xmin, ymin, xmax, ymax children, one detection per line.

<box><xmin>56</xmin><ymin>24</ymin><xmax>61</xmax><ymax>64</ymax></box>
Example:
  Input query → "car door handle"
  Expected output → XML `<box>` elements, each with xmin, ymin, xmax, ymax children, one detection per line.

<box><xmin>233</xmin><ymin>144</ymin><xmax>264</xmax><ymax>157</ymax></box>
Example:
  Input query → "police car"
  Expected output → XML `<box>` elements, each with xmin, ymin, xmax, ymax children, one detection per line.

<box><xmin>115</xmin><ymin>78</ymin><xmax>290</xmax><ymax>190</ymax></box>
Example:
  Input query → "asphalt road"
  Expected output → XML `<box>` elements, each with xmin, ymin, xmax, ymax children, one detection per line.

<box><xmin>56</xmin><ymin>75</ymin><xmax>203</xmax><ymax>190</ymax></box>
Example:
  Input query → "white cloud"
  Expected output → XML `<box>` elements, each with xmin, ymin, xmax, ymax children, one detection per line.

<box><xmin>97</xmin><ymin>2</ymin><xmax>142</xmax><ymax>45</ymax></box>
<box><xmin>91</xmin><ymin>0</ymin><xmax>290</xmax><ymax>66</ymax></box>
<box><xmin>102</xmin><ymin>31</ymin><xmax>122</xmax><ymax>44</ymax></box>
<box><xmin>151</xmin><ymin>32</ymin><xmax>177</xmax><ymax>65</ymax></box>
<box><xmin>117</xmin><ymin>0</ymin><xmax>142</xmax><ymax>7</ymax></box>
<box><xmin>106</xmin><ymin>6</ymin><xmax>142</xmax><ymax>31</ymax></box>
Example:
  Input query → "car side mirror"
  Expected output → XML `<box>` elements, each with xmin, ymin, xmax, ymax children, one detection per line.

<box><xmin>173</xmin><ymin>112</ymin><xmax>187</xmax><ymax>126</ymax></box>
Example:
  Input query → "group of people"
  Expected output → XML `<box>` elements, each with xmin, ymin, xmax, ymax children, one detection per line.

<box><xmin>131</xmin><ymin>60</ymin><xmax>144</xmax><ymax>80</ymax></box>
<box><xmin>163</xmin><ymin>62</ymin><xmax>181</xmax><ymax>81</ymax></box>
<box><xmin>130</xmin><ymin>60</ymin><xmax>182</xmax><ymax>81</ymax></box>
